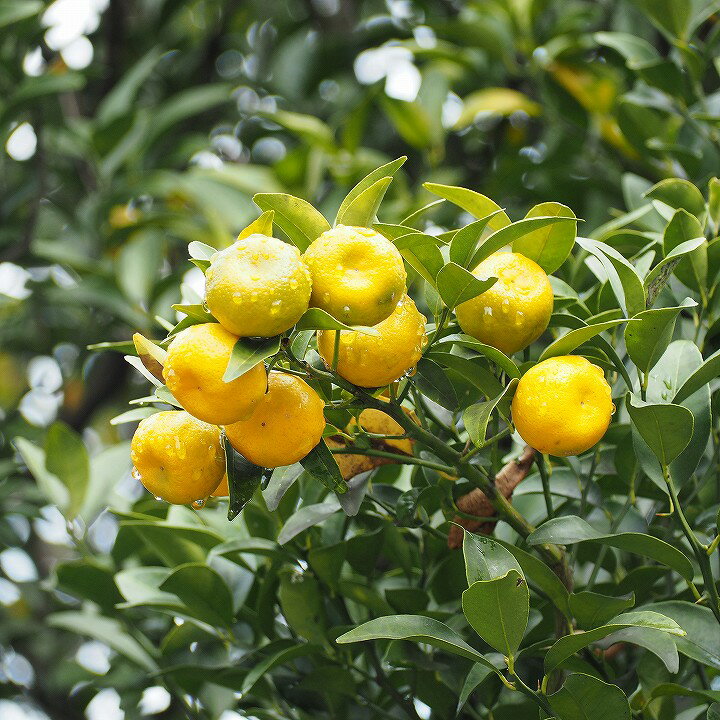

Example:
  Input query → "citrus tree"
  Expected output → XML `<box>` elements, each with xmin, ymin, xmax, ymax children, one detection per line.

<box><xmin>15</xmin><ymin>155</ymin><xmax>720</xmax><ymax>720</ymax></box>
<box><xmin>5</xmin><ymin>1</ymin><xmax>720</xmax><ymax>719</ymax></box>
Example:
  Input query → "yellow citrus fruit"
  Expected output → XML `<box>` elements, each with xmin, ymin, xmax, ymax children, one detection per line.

<box><xmin>163</xmin><ymin>323</ymin><xmax>267</xmax><ymax>425</ymax></box>
<box><xmin>225</xmin><ymin>371</ymin><xmax>326</xmax><ymax>468</ymax></box>
<box><xmin>317</xmin><ymin>294</ymin><xmax>426</xmax><ymax>387</ymax></box>
<box><xmin>211</xmin><ymin>474</ymin><xmax>229</xmax><ymax>497</ymax></box>
<box><xmin>130</xmin><ymin>411</ymin><xmax>226</xmax><ymax>504</ymax></box>
<box><xmin>350</xmin><ymin>408</ymin><xmax>413</xmax><ymax>455</ymax></box>
<box><xmin>303</xmin><ymin>225</ymin><xmax>407</xmax><ymax>326</ymax></box>
<box><xmin>456</xmin><ymin>252</ymin><xmax>553</xmax><ymax>356</ymax></box>
<box><xmin>511</xmin><ymin>355</ymin><xmax>613</xmax><ymax>456</ymax></box>
<box><xmin>205</xmin><ymin>233</ymin><xmax>312</xmax><ymax>337</ymax></box>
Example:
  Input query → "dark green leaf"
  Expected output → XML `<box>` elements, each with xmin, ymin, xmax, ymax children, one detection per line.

<box><xmin>254</xmin><ymin>193</ymin><xmax>330</xmax><ymax>251</ymax></box>
<box><xmin>462</xmin><ymin>380</ymin><xmax>517</xmax><ymax>447</ymax></box>
<box><xmin>550</xmin><ymin>673</ymin><xmax>630</xmax><ymax>720</ymax></box>
<box><xmin>461</xmin><ymin>569</ymin><xmax>529</xmax><ymax>657</ymax></box>
<box><xmin>414</xmin><ymin>357</ymin><xmax>458</xmax><ymax>409</ymax></box>
<box><xmin>223</xmin><ymin>437</ymin><xmax>263</xmax><ymax>521</ymax></box>
<box><xmin>223</xmin><ymin>336</ymin><xmax>280</xmax><ymax>382</ymax></box>
<box><xmin>436</xmin><ymin>262</ymin><xmax>497</xmax><ymax>309</ymax></box>
<box><xmin>300</xmin><ymin>439</ymin><xmax>348</xmax><ymax>495</ymax></box>
<box><xmin>296</xmin><ymin>307</ymin><xmax>380</xmax><ymax>336</ymax></box>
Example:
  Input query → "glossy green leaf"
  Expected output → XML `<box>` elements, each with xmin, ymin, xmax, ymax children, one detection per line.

<box><xmin>450</xmin><ymin>213</ymin><xmax>505</xmax><ymax>267</ymax></box>
<box><xmin>335</xmin><ymin>176</ymin><xmax>392</xmax><ymax>227</ymax></box>
<box><xmin>468</xmin><ymin>216</ymin><xmax>578</xmax><ymax>270</ymax></box>
<box><xmin>626</xmin><ymin>395</ymin><xmax>693</xmax><ymax>468</ymax></box>
<box><xmin>550</xmin><ymin>673</ymin><xmax>630</xmax><ymax>720</ymax></box>
<box><xmin>514</xmin><ymin>202</ymin><xmax>577</xmax><ymax>273</ymax></box>
<box><xmin>674</xmin><ymin>347</ymin><xmax>720</xmax><ymax>403</ymax></box>
<box><xmin>462</xmin><ymin>379</ymin><xmax>517</xmax><ymax>448</ymax></box>
<box><xmin>645</xmin><ymin>177</ymin><xmax>705</xmax><ymax>216</ymax></box>
<box><xmin>160</xmin><ymin>562</ymin><xmax>234</xmax><ymax>628</ymax></box>
<box><xmin>540</xmin><ymin>318</ymin><xmax>629</xmax><ymax>361</ymax></box>
<box><xmin>568</xmin><ymin>591</ymin><xmax>635</xmax><ymax>629</ymax></box>
<box><xmin>423</xmin><ymin>182</ymin><xmax>511</xmax><ymax>231</ymax></box>
<box><xmin>223</xmin><ymin>336</ymin><xmax>280</xmax><ymax>382</ymax></box>
<box><xmin>394</xmin><ymin>231</ymin><xmax>444</xmax><ymax>286</ymax></box>
<box><xmin>434</xmin><ymin>334</ymin><xmax>520</xmax><ymax>378</ymax></box>
<box><xmin>436</xmin><ymin>262</ymin><xmax>497</xmax><ymax>309</ymax></box>
<box><xmin>295</xmin><ymin>307</ymin><xmax>380</xmax><ymax>336</ymax></box>
<box><xmin>461</xmin><ymin>570</ymin><xmax>529</xmax><ymax>657</ymax></box>
<box><xmin>663</xmin><ymin>209</ymin><xmax>707</xmax><ymax>292</ymax></box>
<box><xmin>624</xmin><ymin>299</ymin><xmax>696</xmax><ymax>373</ymax></box>
<box><xmin>277</xmin><ymin>499</ymin><xmax>341</xmax><ymax>545</ymax></box>
<box><xmin>223</xmin><ymin>437</ymin><xmax>263</xmax><ymax>521</ymax></box>
<box><xmin>254</xmin><ymin>193</ymin><xmax>330</xmax><ymax>251</ymax></box>
<box><xmin>335</xmin><ymin>157</ymin><xmax>406</xmax><ymax>225</ymax></box>
<box><xmin>544</xmin><ymin>610</ymin><xmax>683</xmax><ymax>673</ymax></box>
<box><xmin>528</xmin><ymin>515</ymin><xmax>694</xmax><ymax>581</ymax></box>
<box><xmin>462</xmin><ymin>529</ymin><xmax>523</xmax><ymax>585</ymax></box>
<box><xmin>300</xmin><ymin>439</ymin><xmax>348</xmax><ymax>495</ymax></box>
<box><xmin>336</xmin><ymin>614</ymin><xmax>497</xmax><ymax>667</ymax></box>
<box><xmin>414</xmin><ymin>357</ymin><xmax>458</xmax><ymax>409</ymax></box>
<box><xmin>44</xmin><ymin>422</ymin><xmax>89</xmax><ymax>519</ymax></box>
<box><xmin>49</xmin><ymin>612</ymin><xmax>158</xmax><ymax>672</ymax></box>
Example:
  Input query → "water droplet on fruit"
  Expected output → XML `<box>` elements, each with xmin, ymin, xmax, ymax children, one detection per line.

<box><xmin>192</xmin><ymin>498</ymin><xmax>205</xmax><ymax>509</ymax></box>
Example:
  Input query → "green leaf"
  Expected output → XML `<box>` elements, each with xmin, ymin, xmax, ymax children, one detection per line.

<box><xmin>626</xmin><ymin>396</ymin><xmax>694</xmax><ymax>468</ymax></box>
<box><xmin>550</xmin><ymin>673</ymin><xmax>631</xmax><ymax>720</ymax></box>
<box><xmin>624</xmin><ymin>299</ymin><xmax>696</xmax><ymax>373</ymax></box>
<box><xmin>461</xmin><ymin>569</ymin><xmax>529</xmax><ymax>657</ymax></box>
<box><xmin>457</xmin><ymin>663</ymin><xmax>495</xmax><ymax>716</ymax></box>
<box><xmin>335</xmin><ymin>157</ymin><xmax>406</xmax><ymax>226</ymax></box>
<box><xmin>240</xmin><ymin>640</ymin><xmax>321</xmax><ymax>695</ymax></box>
<box><xmin>48</xmin><ymin>612</ymin><xmax>158</xmax><ymax>672</ymax></box>
<box><xmin>414</xmin><ymin>357</ymin><xmax>458</xmax><ymax>409</ymax></box>
<box><xmin>0</xmin><ymin>1</ymin><xmax>43</xmax><ymax>28</ymax></box>
<box><xmin>159</xmin><ymin>563</ymin><xmax>234</xmax><ymax>628</ymax></box>
<box><xmin>237</xmin><ymin>210</ymin><xmax>274</xmax><ymax>240</ymax></box>
<box><xmin>468</xmin><ymin>216</ymin><xmax>578</xmax><ymax>270</ymax></box>
<box><xmin>644</xmin><ymin>238</ymin><xmax>706</xmax><ymax>292</ymax></box>
<box><xmin>394</xmin><ymin>232</ymin><xmax>445</xmax><ymax>287</ymax></box>
<box><xmin>539</xmin><ymin>319</ymin><xmax>630</xmax><ymax>361</ymax></box>
<box><xmin>14</xmin><ymin>437</ymin><xmax>70</xmax><ymax>511</ymax></box>
<box><xmin>544</xmin><ymin>611</ymin><xmax>683</xmax><ymax>673</ymax></box>
<box><xmin>649</xmin><ymin>600</ymin><xmax>720</xmax><ymax>669</ymax></box>
<box><xmin>436</xmin><ymin>262</ymin><xmax>497</xmax><ymax>310</ymax></box>
<box><xmin>631</xmin><ymin>0</ymin><xmax>692</xmax><ymax>39</ymax></box>
<box><xmin>462</xmin><ymin>529</ymin><xmax>523</xmax><ymax>585</ymax></box>
<box><xmin>300</xmin><ymin>439</ymin><xmax>348</xmax><ymax>495</ymax></box>
<box><xmin>513</xmin><ymin>202</ymin><xmax>577</xmax><ymax>273</ymax></box>
<box><xmin>44</xmin><ymin>422</ymin><xmax>89</xmax><ymax>519</ymax></box>
<box><xmin>568</xmin><ymin>591</ymin><xmax>635</xmax><ymax>629</ymax></box>
<box><xmin>97</xmin><ymin>48</ymin><xmax>163</xmax><ymax>124</ymax></box>
<box><xmin>423</xmin><ymin>183</ymin><xmax>511</xmax><ymax>231</ymax></box>
<box><xmin>527</xmin><ymin>515</ymin><xmax>694</xmax><ymax>581</ymax></box>
<box><xmin>335</xmin><ymin>176</ymin><xmax>392</xmax><ymax>227</ymax></box>
<box><xmin>277</xmin><ymin>499</ymin><xmax>341</xmax><ymax>545</ymax></box>
<box><xmin>263</xmin><ymin>463</ymin><xmax>304</xmax><ymax>511</ymax></box>
<box><xmin>450</xmin><ymin>213</ymin><xmax>506</xmax><ymax>268</ymax></box>
<box><xmin>279</xmin><ymin>568</ymin><xmax>326</xmax><ymax>643</ymax></box>
<box><xmin>223</xmin><ymin>437</ymin><xmax>263</xmax><ymax>521</ymax></box>
<box><xmin>674</xmin><ymin>347</ymin><xmax>720</xmax><ymax>403</ymax></box>
<box><xmin>663</xmin><ymin>209</ymin><xmax>707</xmax><ymax>293</ymax></box>
<box><xmin>380</xmin><ymin>97</ymin><xmax>434</xmax><ymax>149</ymax></box>
<box><xmin>462</xmin><ymin>380</ymin><xmax>517</xmax><ymax>448</ymax></box>
<box><xmin>295</xmin><ymin>307</ymin><xmax>380</xmax><ymax>336</ymax></box>
<box><xmin>576</xmin><ymin>237</ymin><xmax>646</xmax><ymax>317</ymax></box>
<box><xmin>434</xmin><ymin>334</ymin><xmax>520</xmax><ymax>378</ymax></box>
<box><xmin>262</xmin><ymin>109</ymin><xmax>334</xmax><ymax>149</ymax></box>
<box><xmin>594</xmin><ymin>31</ymin><xmax>659</xmax><ymax>64</ymax></box>
<box><xmin>223</xmin><ymin>336</ymin><xmax>280</xmax><ymax>383</ymax></box>
<box><xmin>254</xmin><ymin>193</ymin><xmax>330</xmax><ymax>251</ymax></box>
<box><xmin>336</xmin><ymin>614</ymin><xmax>497</xmax><ymax>667</ymax></box>
<box><xmin>494</xmin><ymin>539</ymin><xmax>571</xmax><ymax>617</ymax></box>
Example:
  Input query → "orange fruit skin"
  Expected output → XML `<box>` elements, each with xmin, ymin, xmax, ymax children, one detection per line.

<box><xmin>511</xmin><ymin>355</ymin><xmax>613</xmax><ymax>457</ymax></box>
<box><xmin>456</xmin><ymin>252</ymin><xmax>553</xmax><ymax>355</ymax></box>
<box><xmin>163</xmin><ymin>323</ymin><xmax>267</xmax><ymax>426</ymax></box>
<box><xmin>224</xmin><ymin>371</ymin><xmax>326</xmax><ymax>468</ymax></box>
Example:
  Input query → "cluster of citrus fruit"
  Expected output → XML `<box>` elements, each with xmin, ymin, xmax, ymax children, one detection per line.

<box><xmin>130</xmin><ymin>225</ymin><xmax>427</xmax><ymax>504</ymax></box>
<box><xmin>129</xmin><ymin>219</ymin><xmax>613</xmax><ymax>507</ymax></box>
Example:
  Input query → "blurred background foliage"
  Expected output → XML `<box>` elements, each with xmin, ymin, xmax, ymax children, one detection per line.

<box><xmin>3</xmin><ymin>0</ymin><xmax>720</xmax><ymax>718</ymax></box>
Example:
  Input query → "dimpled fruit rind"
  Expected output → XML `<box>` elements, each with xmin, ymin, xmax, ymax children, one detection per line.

<box><xmin>130</xmin><ymin>410</ymin><xmax>226</xmax><ymax>504</ymax></box>
<box><xmin>317</xmin><ymin>294</ymin><xmax>427</xmax><ymax>387</ymax></box>
<box><xmin>205</xmin><ymin>233</ymin><xmax>312</xmax><ymax>337</ymax></box>
<box><xmin>224</xmin><ymin>371</ymin><xmax>326</xmax><ymax>468</ymax></box>
<box><xmin>511</xmin><ymin>355</ymin><xmax>614</xmax><ymax>457</ymax></box>
<box><xmin>456</xmin><ymin>252</ymin><xmax>553</xmax><ymax>356</ymax></box>
<box><xmin>163</xmin><ymin>323</ymin><xmax>267</xmax><ymax>425</ymax></box>
<box><xmin>303</xmin><ymin>225</ymin><xmax>407</xmax><ymax>327</ymax></box>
